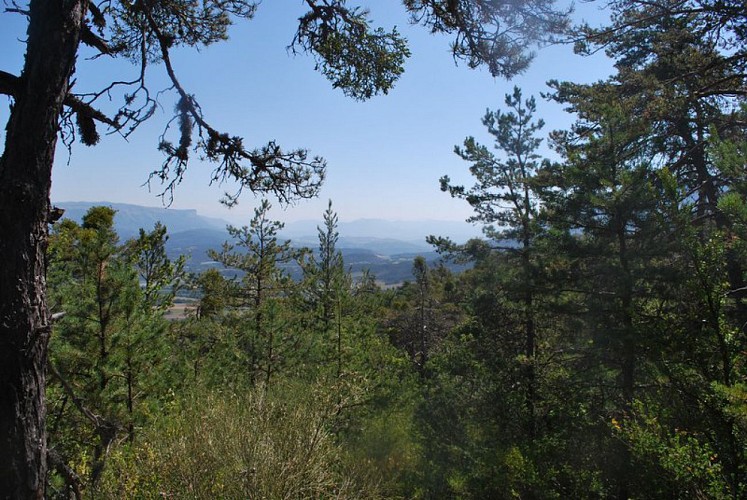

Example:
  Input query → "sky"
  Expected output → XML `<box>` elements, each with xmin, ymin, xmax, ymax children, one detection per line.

<box><xmin>0</xmin><ymin>1</ymin><xmax>614</xmax><ymax>226</ymax></box>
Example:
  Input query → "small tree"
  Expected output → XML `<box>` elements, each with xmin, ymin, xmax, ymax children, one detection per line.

<box><xmin>209</xmin><ymin>199</ymin><xmax>298</xmax><ymax>385</ymax></box>
<box><xmin>47</xmin><ymin>208</ymin><xmax>180</xmax><ymax>488</ymax></box>
<box><xmin>300</xmin><ymin>200</ymin><xmax>349</xmax><ymax>375</ymax></box>
<box><xmin>435</xmin><ymin>86</ymin><xmax>547</xmax><ymax>438</ymax></box>
<box><xmin>126</xmin><ymin>222</ymin><xmax>186</xmax><ymax>311</ymax></box>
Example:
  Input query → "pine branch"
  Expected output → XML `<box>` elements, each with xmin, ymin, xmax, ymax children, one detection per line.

<box><xmin>0</xmin><ymin>70</ymin><xmax>119</xmax><ymax>130</ymax></box>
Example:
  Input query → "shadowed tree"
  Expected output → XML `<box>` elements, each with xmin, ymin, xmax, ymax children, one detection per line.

<box><xmin>434</xmin><ymin>86</ymin><xmax>547</xmax><ymax>439</ymax></box>
<box><xmin>561</xmin><ymin>3</ymin><xmax>747</xmax><ymax>494</ymax></box>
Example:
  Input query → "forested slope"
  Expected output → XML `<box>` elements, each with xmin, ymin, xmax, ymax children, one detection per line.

<box><xmin>28</xmin><ymin>0</ymin><xmax>747</xmax><ymax>497</ymax></box>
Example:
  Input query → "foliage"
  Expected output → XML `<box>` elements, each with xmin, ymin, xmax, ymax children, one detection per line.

<box><xmin>403</xmin><ymin>0</ymin><xmax>570</xmax><ymax>78</ymax></box>
<box><xmin>292</xmin><ymin>3</ymin><xmax>409</xmax><ymax>100</ymax></box>
<box><xmin>46</xmin><ymin>208</ymin><xmax>183</xmax><ymax>492</ymax></box>
<box><xmin>207</xmin><ymin>199</ymin><xmax>301</xmax><ymax>385</ymax></box>
<box><xmin>33</xmin><ymin>2</ymin><xmax>747</xmax><ymax>498</ymax></box>
<box><xmin>440</xmin><ymin>86</ymin><xmax>545</xmax><ymax>243</ymax></box>
<box><xmin>95</xmin><ymin>383</ymin><xmax>382</xmax><ymax>499</ymax></box>
<box><xmin>125</xmin><ymin>222</ymin><xmax>186</xmax><ymax>310</ymax></box>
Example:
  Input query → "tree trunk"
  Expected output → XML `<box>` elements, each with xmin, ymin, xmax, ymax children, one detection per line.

<box><xmin>0</xmin><ymin>0</ymin><xmax>86</xmax><ymax>496</ymax></box>
<box><xmin>521</xmin><ymin>214</ymin><xmax>536</xmax><ymax>442</ymax></box>
<box><xmin>616</xmin><ymin>220</ymin><xmax>635</xmax><ymax>500</ymax></box>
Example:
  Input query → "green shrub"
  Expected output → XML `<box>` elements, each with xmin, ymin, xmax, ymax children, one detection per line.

<box><xmin>95</xmin><ymin>383</ymin><xmax>382</xmax><ymax>498</ymax></box>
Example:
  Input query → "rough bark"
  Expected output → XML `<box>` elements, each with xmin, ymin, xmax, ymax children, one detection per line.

<box><xmin>0</xmin><ymin>0</ymin><xmax>86</xmax><ymax>496</ymax></box>
<box><xmin>616</xmin><ymin>219</ymin><xmax>635</xmax><ymax>500</ymax></box>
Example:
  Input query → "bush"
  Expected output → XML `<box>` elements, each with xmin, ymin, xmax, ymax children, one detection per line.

<box><xmin>95</xmin><ymin>383</ymin><xmax>382</xmax><ymax>498</ymax></box>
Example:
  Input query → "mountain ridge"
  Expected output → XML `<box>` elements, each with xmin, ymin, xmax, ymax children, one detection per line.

<box><xmin>55</xmin><ymin>201</ymin><xmax>227</xmax><ymax>239</ymax></box>
<box><xmin>54</xmin><ymin>202</ymin><xmax>478</xmax><ymax>283</ymax></box>
<box><xmin>55</xmin><ymin>201</ymin><xmax>481</xmax><ymax>246</ymax></box>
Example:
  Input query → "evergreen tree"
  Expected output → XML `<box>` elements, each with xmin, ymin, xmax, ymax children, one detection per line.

<box><xmin>194</xmin><ymin>268</ymin><xmax>231</xmax><ymax>320</ymax></box>
<box><xmin>209</xmin><ymin>199</ymin><xmax>299</xmax><ymax>385</ymax></box>
<box><xmin>558</xmin><ymin>3</ymin><xmax>747</xmax><ymax>494</ymax></box>
<box><xmin>301</xmin><ymin>200</ymin><xmax>346</xmax><ymax>335</ymax></box>
<box><xmin>436</xmin><ymin>86</ymin><xmax>548</xmax><ymax>442</ymax></box>
<box><xmin>385</xmin><ymin>258</ymin><xmax>461</xmax><ymax>377</ymax></box>
<box><xmin>126</xmin><ymin>222</ymin><xmax>186</xmax><ymax>311</ymax></box>
<box><xmin>543</xmin><ymin>88</ymin><xmax>668</xmax><ymax>496</ymax></box>
<box><xmin>46</xmin><ymin>208</ymin><xmax>180</xmax><ymax>489</ymax></box>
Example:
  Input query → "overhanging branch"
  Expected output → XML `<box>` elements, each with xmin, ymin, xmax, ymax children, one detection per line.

<box><xmin>0</xmin><ymin>69</ymin><xmax>119</xmax><ymax>131</ymax></box>
<box><xmin>140</xmin><ymin>5</ymin><xmax>325</xmax><ymax>205</ymax></box>
<box><xmin>0</xmin><ymin>70</ymin><xmax>20</xmax><ymax>96</ymax></box>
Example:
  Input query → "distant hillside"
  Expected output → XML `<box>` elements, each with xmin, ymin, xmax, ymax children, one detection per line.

<box><xmin>164</xmin><ymin>229</ymin><xmax>466</xmax><ymax>284</ymax></box>
<box><xmin>56</xmin><ymin>202</ymin><xmax>476</xmax><ymax>284</ymax></box>
<box><xmin>164</xmin><ymin>228</ymin><xmax>230</xmax><ymax>265</ymax></box>
<box><xmin>291</xmin><ymin>235</ymin><xmax>432</xmax><ymax>255</ymax></box>
<box><xmin>54</xmin><ymin>201</ymin><xmax>228</xmax><ymax>239</ymax></box>
<box><xmin>283</xmin><ymin>218</ymin><xmax>481</xmax><ymax>244</ymax></box>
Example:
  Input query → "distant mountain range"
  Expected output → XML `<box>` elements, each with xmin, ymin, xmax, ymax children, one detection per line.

<box><xmin>53</xmin><ymin>201</ymin><xmax>478</xmax><ymax>284</ymax></box>
<box><xmin>282</xmin><ymin>218</ymin><xmax>481</xmax><ymax>244</ymax></box>
<box><xmin>56</xmin><ymin>201</ymin><xmax>227</xmax><ymax>239</ymax></box>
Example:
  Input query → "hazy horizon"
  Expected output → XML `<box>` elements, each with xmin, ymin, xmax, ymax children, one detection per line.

<box><xmin>54</xmin><ymin>200</ymin><xmax>484</xmax><ymax>244</ymax></box>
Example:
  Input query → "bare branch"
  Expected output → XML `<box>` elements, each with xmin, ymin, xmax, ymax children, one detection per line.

<box><xmin>1</xmin><ymin>69</ymin><xmax>118</xmax><ymax>146</ymax></box>
<box><xmin>80</xmin><ymin>23</ymin><xmax>114</xmax><ymax>55</ymax></box>
<box><xmin>0</xmin><ymin>69</ymin><xmax>20</xmax><ymax>96</ymax></box>
<box><xmin>3</xmin><ymin>0</ymin><xmax>29</xmax><ymax>17</ymax></box>
<box><xmin>47</xmin><ymin>449</ymin><xmax>82</xmax><ymax>500</ymax></box>
<box><xmin>139</xmin><ymin>3</ymin><xmax>325</xmax><ymax>205</ymax></box>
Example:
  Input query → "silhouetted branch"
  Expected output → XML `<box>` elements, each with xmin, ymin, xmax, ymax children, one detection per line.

<box><xmin>140</xmin><ymin>3</ymin><xmax>325</xmax><ymax>205</ymax></box>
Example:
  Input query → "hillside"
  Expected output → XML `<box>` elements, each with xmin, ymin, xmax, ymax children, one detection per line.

<box><xmin>55</xmin><ymin>201</ymin><xmax>227</xmax><ymax>239</ymax></box>
<box><xmin>56</xmin><ymin>202</ymin><xmax>474</xmax><ymax>284</ymax></box>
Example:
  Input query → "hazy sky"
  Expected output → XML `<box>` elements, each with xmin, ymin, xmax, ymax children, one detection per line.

<box><xmin>0</xmin><ymin>1</ymin><xmax>613</xmax><ymax>226</ymax></box>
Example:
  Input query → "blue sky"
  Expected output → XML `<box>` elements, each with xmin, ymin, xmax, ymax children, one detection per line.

<box><xmin>0</xmin><ymin>1</ymin><xmax>613</xmax><ymax>226</ymax></box>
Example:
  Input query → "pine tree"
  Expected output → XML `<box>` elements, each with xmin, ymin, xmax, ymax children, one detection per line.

<box><xmin>126</xmin><ymin>222</ymin><xmax>186</xmax><ymax>311</ymax></box>
<box><xmin>209</xmin><ymin>199</ymin><xmax>299</xmax><ymax>385</ymax></box>
<box><xmin>302</xmin><ymin>200</ymin><xmax>346</xmax><ymax>335</ymax></box>
<box><xmin>560</xmin><ymin>3</ymin><xmax>747</xmax><ymax>493</ymax></box>
<box><xmin>437</xmin><ymin>86</ymin><xmax>547</xmax><ymax>441</ymax></box>
<box><xmin>47</xmin><ymin>208</ymin><xmax>179</xmax><ymax>488</ymax></box>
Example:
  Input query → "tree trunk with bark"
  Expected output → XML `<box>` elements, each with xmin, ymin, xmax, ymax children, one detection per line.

<box><xmin>0</xmin><ymin>0</ymin><xmax>86</xmax><ymax>496</ymax></box>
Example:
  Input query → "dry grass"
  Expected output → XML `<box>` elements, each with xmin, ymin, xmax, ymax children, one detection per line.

<box><xmin>96</xmin><ymin>383</ymin><xmax>382</xmax><ymax>498</ymax></box>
